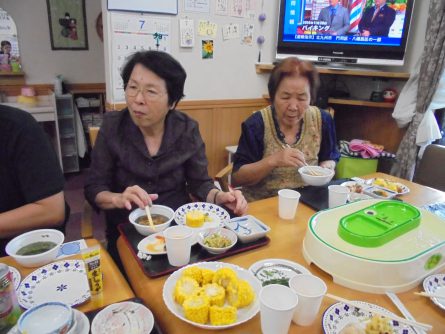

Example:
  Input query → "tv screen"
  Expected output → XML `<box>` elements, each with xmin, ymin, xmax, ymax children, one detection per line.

<box><xmin>276</xmin><ymin>0</ymin><xmax>415</xmax><ymax>66</ymax></box>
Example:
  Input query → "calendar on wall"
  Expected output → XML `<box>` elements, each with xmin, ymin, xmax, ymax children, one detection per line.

<box><xmin>108</xmin><ymin>12</ymin><xmax>171</xmax><ymax>104</ymax></box>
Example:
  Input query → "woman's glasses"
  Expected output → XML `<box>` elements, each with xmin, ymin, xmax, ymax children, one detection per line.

<box><xmin>125</xmin><ymin>85</ymin><xmax>166</xmax><ymax>101</ymax></box>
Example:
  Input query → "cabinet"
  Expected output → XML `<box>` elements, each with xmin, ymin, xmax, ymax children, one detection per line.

<box><xmin>56</xmin><ymin>94</ymin><xmax>79</xmax><ymax>173</ymax></box>
<box><xmin>255</xmin><ymin>64</ymin><xmax>409</xmax><ymax>153</ymax></box>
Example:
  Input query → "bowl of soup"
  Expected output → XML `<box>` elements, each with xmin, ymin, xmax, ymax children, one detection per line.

<box><xmin>5</xmin><ymin>229</ymin><xmax>64</xmax><ymax>268</ymax></box>
<box><xmin>129</xmin><ymin>205</ymin><xmax>175</xmax><ymax>236</ymax></box>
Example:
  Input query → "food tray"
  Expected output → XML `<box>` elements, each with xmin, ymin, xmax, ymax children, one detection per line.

<box><xmin>296</xmin><ymin>178</ymin><xmax>349</xmax><ymax>211</ymax></box>
<box><xmin>338</xmin><ymin>201</ymin><xmax>420</xmax><ymax>247</ymax></box>
<box><xmin>86</xmin><ymin>298</ymin><xmax>164</xmax><ymax>334</ymax></box>
<box><xmin>118</xmin><ymin>223</ymin><xmax>270</xmax><ymax>278</ymax></box>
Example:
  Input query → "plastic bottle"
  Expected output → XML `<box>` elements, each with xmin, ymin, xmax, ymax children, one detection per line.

<box><xmin>54</xmin><ymin>75</ymin><xmax>63</xmax><ymax>95</ymax></box>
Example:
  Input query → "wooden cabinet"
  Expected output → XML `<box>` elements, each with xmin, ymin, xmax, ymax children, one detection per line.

<box><xmin>56</xmin><ymin>94</ymin><xmax>79</xmax><ymax>173</ymax></box>
<box><xmin>255</xmin><ymin>64</ymin><xmax>409</xmax><ymax>153</ymax></box>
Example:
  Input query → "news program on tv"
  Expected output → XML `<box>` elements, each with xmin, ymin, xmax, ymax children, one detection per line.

<box><xmin>282</xmin><ymin>0</ymin><xmax>410</xmax><ymax>47</ymax></box>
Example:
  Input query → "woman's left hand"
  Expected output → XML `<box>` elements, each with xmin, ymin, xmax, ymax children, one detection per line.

<box><xmin>319</xmin><ymin>160</ymin><xmax>336</xmax><ymax>170</ymax></box>
<box><xmin>216</xmin><ymin>189</ymin><xmax>248</xmax><ymax>216</ymax></box>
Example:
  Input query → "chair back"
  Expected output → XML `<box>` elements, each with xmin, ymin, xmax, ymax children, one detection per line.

<box><xmin>215</xmin><ymin>163</ymin><xmax>233</xmax><ymax>192</ymax></box>
<box><xmin>413</xmin><ymin>144</ymin><xmax>445</xmax><ymax>191</ymax></box>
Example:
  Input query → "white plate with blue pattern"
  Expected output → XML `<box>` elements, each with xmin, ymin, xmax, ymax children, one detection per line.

<box><xmin>17</xmin><ymin>260</ymin><xmax>91</xmax><ymax>309</ymax></box>
<box><xmin>422</xmin><ymin>274</ymin><xmax>445</xmax><ymax>310</ymax></box>
<box><xmin>322</xmin><ymin>301</ymin><xmax>416</xmax><ymax>334</ymax></box>
<box><xmin>174</xmin><ymin>202</ymin><xmax>230</xmax><ymax>230</ymax></box>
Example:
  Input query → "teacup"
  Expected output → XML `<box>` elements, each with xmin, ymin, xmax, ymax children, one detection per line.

<box><xmin>18</xmin><ymin>302</ymin><xmax>73</xmax><ymax>334</ymax></box>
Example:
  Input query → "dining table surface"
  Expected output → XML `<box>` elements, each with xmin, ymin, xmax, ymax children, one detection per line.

<box><xmin>117</xmin><ymin>172</ymin><xmax>445</xmax><ymax>334</ymax></box>
<box><xmin>1</xmin><ymin>238</ymin><xmax>135</xmax><ymax>313</ymax></box>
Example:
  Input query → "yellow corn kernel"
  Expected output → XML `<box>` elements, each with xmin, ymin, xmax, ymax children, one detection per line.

<box><xmin>186</xmin><ymin>210</ymin><xmax>205</xmax><ymax>227</ymax></box>
<box><xmin>201</xmin><ymin>268</ymin><xmax>215</xmax><ymax>284</ymax></box>
<box><xmin>174</xmin><ymin>276</ymin><xmax>200</xmax><ymax>305</ymax></box>
<box><xmin>182</xmin><ymin>266</ymin><xmax>203</xmax><ymax>285</ymax></box>
<box><xmin>183</xmin><ymin>294</ymin><xmax>210</xmax><ymax>324</ymax></box>
<box><xmin>227</xmin><ymin>279</ymin><xmax>255</xmax><ymax>308</ymax></box>
<box><xmin>209</xmin><ymin>305</ymin><xmax>237</xmax><ymax>326</ymax></box>
<box><xmin>200</xmin><ymin>283</ymin><xmax>226</xmax><ymax>306</ymax></box>
<box><xmin>213</xmin><ymin>267</ymin><xmax>237</xmax><ymax>289</ymax></box>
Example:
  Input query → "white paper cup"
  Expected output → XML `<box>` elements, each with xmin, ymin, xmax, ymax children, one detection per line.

<box><xmin>259</xmin><ymin>284</ymin><xmax>299</xmax><ymax>334</ymax></box>
<box><xmin>278</xmin><ymin>189</ymin><xmax>301</xmax><ymax>220</ymax></box>
<box><xmin>289</xmin><ymin>274</ymin><xmax>327</xmax><ymax>326</ymax></box>
<box><xmin>163</xmin><ymin>225</ymin><xmax>194</xmax><ymax>267</ymax></box>
<box><xmin>328</xmin><ymin>185</ymin><xmax>350</xmax><ymax>208</ymax></box>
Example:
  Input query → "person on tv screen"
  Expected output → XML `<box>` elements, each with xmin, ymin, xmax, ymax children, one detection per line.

<box><xmin>317</xmin><ymin>0</ymin><xmax>350</xmax><ymax>35</ymax></box>
<box><xmin>358</xmin><ymin>0</ymin><xmax>396</xmax><ymax>37</ymax></box>
<box><xmin>231</xmin><ymin>57</ymin><xmax>340</xmax><ymax>202</ymax></box>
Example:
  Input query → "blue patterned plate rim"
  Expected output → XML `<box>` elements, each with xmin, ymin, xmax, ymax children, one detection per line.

<box><xmin>174</xmin><ymin>202</ymin><xmax>230</xmax><ymax>227</ymax></box>
<box><xmin>422</xmin><ymin>274</ymin><xmax>445</xmax><ymax>310</ymax></box>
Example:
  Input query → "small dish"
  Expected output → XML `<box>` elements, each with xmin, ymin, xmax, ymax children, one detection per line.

<box><xmin>91</xmin><ymin>301</ymin><xmax>154</xmax><ymax>334</ymax></box>
<box><xmin>422</xmin><ymin>274</ymin><xmax>445</xmax><ymax>310</ymax></box>
<box><xmin>363</xmin><ymin>185</ymin><xmax>397</xmax><ymax>199</ymax></box>
<box><xmin>197</xmin><ymin>227</ymin><xmax>237</xmax><ymax>254</ymax></box>
<box><xmin>129</xmin><ymin>205</ymin><xmax>175</xmax><ymax>236</ymax></box>
<box><xmin>248</xmin><ymin>258</ymin><xmax>310</xmax><ymax>287</ymax></box>
<box><xmin>137</xmin><ymin>232</ymin><xmax>167</xmax><ymax>255</ymax></box>
<box><xmin>340</xmin><ymin>181</ymin><xmax>368</xmax><ymax>194</ymax></box>
<box><xmin>347</xmin><ymin>192</ymin><xmax>373</xmax><ymax>203</ymax></box>
<box><xmin>18</xmin><ymin>302</ymin><xmax>73</xmax><ymax>334</ymax></box>
<box><xmin>224</xmin><ymin>215</ymin><xmax>270</xmax><ymax>243</ymax></box>
<box><xmin>322</xmin><ymin>301</ymin><xmax>416</xmax><ymax>334</ymax></box>
<box><xmin>368</xmin><ymin>178</ymin><xmax>410</xmax><ymax>195</ymax></box>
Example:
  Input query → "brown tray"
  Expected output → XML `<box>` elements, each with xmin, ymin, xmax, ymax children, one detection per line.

<box><xmin>118</xmin><ymin>223</ymin><xmax>270</xmax><ymax>278</ymax></box>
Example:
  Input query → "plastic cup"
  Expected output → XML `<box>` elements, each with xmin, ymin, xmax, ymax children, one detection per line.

<box><xmin>278</xmin><ymin>189</ymin><xmax>301</xmax><ymax>220</ymax></box>
<box><xmin>163</xmin><ymin>225</ymin><xmax>194</xmax><ymax>267</ymax></box>
<box><xmin>289</xmin><ymin>274</ymin><xmax>327</xmax><ymax>326</ymax></box>
<box><xmin>259</xmin><ymin>284</ymin><xmax>299</xmax><ymax>334</ymax></box>
<box><xmin>328</xmin><ymin>185</ymin><xmax>350</xmax><ymax>208</ymax></box>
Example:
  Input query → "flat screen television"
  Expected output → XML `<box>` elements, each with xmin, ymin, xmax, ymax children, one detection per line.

<box><xmin>276</xmin><ymin>0</ymin><xmax>415</xmax><ymax>67</ymax></box>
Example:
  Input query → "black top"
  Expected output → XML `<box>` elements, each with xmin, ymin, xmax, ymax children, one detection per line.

<box><xmin>0</xmin><ymin>105</ymin><xmax>65</xmax><ymax>255</ymax></box>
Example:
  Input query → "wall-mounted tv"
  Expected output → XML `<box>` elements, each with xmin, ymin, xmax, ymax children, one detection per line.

<box><xmin>276</xmin><ymin>0</ymin><xmax>415</xmax><ymax>66</ymax></box>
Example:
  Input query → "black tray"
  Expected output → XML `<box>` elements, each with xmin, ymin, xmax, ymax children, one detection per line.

<box><xmin>296</xmin><ymin>178</ymin><xmax>349</xmax><ymax>211</ymax></box>
<box><xmin>85</xmin><ymin>297</ymin><xmax>163</xmax><ymax>334</ymax></box>
<box><xmin>118</xmin><ymin>223</ymin><xmax>270</xmax><ymax>278</ymax></box>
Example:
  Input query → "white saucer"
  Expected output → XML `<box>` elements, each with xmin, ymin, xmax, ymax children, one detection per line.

<box><xmin>248</xmin><ymin>258</ymin><xmax>310</xmax><ymax>286</ymax></box>
<box><xmin>422</xmin><ymin>274</ymin><xmax>445</xmax><ymax>310</ymax></box>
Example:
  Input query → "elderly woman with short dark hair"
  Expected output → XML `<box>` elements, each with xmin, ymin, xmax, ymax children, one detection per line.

<box><xmin>85</xmin><ymin>51</ymin><xmax>247</xmax><ymax>261</ymax></box>
<box><xmin>232</xmin><ymin>57</ymin><xmax>340</xmax><ymax>202</ymax></box>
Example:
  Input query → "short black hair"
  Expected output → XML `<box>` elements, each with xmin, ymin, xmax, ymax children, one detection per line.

<box><xmin>1</xmin><ymin>40</ymin><xmax>11</xmax><ymax>48</ymax></box>
<box><xmin>121</xmin><ymin>51</ymin><xmax>186</xmax><ymax>108</ymax></box>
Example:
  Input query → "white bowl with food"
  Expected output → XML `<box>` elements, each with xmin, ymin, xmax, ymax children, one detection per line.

<box><xmin>5</xmin><ymin>229</ymin><xmax>64</xmax><ymax>268</ymax></box>
<box><xmin>197</xmin><ymin>227</ymin><xmax>237</xmax><ymax>254</ymax></box>
<box><xmin>298</xmin><ymin>166</ymin><xmax>335</xmax><ymax>186</ymax></box>
<box><xmin>129</xmin><ymin>205</ymin><xmax>175</xmax><ymax>236</ymax></box>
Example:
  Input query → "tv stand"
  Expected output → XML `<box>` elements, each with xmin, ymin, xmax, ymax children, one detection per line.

<box><xmin>255</xmin><ymin>63</ymin><xmax>410</xmax><ymax>153</ymax></box>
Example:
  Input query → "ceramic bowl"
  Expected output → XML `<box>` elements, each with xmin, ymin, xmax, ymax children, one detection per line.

<box><xmin>18</xmin><ymin>302</ymin><xmax>73</xmax><ymax>334</ymax></box>
<box><xmin>129</xmin><ymin>205</ymin><xmax>174</xmax><ymax>236</ymax></box>
<box><xmin>197</xmin><ymin>227</ymin><xmax>237</xmax><ymax>254</ymax></box>
<box><xmin>224</xmin><ymin>215</ymin><xmax>271</xmax><ymax>243</ymax></box>
<box><xmin>5</xmin><ymin>229</ymin><xmax>64</xmax><ymax>268</ymax></box>
<box><xmin>298</xmin><ymin>166</ymin><xmax>335</xmax><ymax>186</ymax></box>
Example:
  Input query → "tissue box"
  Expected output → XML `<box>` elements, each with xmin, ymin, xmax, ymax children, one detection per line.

<box><xmin>335</xmin><ymin>156</ymin><xmax>378</xmax><ymax>179</ymax></box>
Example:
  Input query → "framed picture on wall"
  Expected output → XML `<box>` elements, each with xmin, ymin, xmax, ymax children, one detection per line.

<box><xmin>46</xmin><ymin>0</ymin><xmax>88</xmax><ymax>50</ymax></box>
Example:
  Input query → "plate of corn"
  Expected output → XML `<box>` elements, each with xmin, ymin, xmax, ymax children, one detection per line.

<box><xmin>162</xmin><ymin>261</ymin><xmax>261</xmax><ymax>329</ymax></box>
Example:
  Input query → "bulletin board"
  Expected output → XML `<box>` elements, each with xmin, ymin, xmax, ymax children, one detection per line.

<box><xmin>104</xmin><ymin>11</ymin><xmax>171</xmax><ymax>104</ymax></box>
<box><xmin>107</xmin><ymin>0</ymin><xmax>178</xmax><ymax>15</ymax></box>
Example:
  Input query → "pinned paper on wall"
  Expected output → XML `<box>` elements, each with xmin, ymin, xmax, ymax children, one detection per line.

<box><xmin>222</xmin><ymin>23</ymin><xmax>240</xmax><ymax>40</ymax></box>
<box><xmin>241</xmin><ymin>23</ymin><xmax>254</xmax><ymax>45</ymax></box>
<box><xmin>109</xmin><ymin>12</ymin><xmax>171</xmax><ymax>102</ymax></box>
<box><xmin>179</xmin><ymin>18</ymin><xmax>195</xmax><ymax>47</ymax></box>
<box><xmin>215</xmin><ymin>0</ymin><xmax>229</xmax><ymax>16</ymax></box>
<box><xmin>245</xmin><ymin>0</ymin><xmax>258</xmax><ymax>19</ymax></box>
<box><xmin>229</xmin><ymin>0</ymin><xmax>245</xmax><ymax>18</ymax></box>
<box><xmin>198</xmin><ymin>20</ymin><xmax>218</xmax><ymax>38</ymax></box>
<box><xmin>202</xmin><ymin>40</ymin><xmax>214</xmax><ymax>59</ymax></box>
<box><xmin>184</xmin><ymin>0</ymin><xmax>210</xmax><ymax>13</ymax></box>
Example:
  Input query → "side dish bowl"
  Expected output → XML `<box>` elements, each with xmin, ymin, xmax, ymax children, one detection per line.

<box><xmin>298</xmin><ymin>166</ymin><xmax>334</xmax><ymax>186</ymax></box>
<box><xmin>5</xmin><ymin>229</ymin><xmax>64</xmax><ymax>268</ymax></box>
<box><xmin>197</xmin><ymin>227</ymin><xmax>237</xmax><ymax>254</ymax></box>
<box><xmin>129</xmin><ymin>205</ymin><xmax>175</xmax><ymax>236</ymax></box>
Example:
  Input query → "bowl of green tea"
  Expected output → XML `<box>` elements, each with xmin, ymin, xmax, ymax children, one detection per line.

<box><xmin>6</xmin><ymin>229</ymin><xmax>64</xmax><ymax>268</ymax></box>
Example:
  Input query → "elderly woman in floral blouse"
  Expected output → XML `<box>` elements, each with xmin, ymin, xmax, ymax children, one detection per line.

<box><xmin>232</xmin><ymin>57</ymin><xmax>340</xmax><ymax>202</ymax></box>
<box><xmin>85</xmin><ymin>51</ymin><xmax>247</xmax><ymax>261</ymax></box>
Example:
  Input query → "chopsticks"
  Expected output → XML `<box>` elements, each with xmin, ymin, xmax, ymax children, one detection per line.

<box><xmin>325</xmin><ymin>293</ymin><xmax>433</xmax><ymax>332</ymax></box>
<box><xmin>281</xmin><ymin>143</ymin><xmax>321</xmax><ymax>176</ymax></box>
<box><xmin>144</xmin><ymin>205</ymin><xmax>155</xmax><ymax>230</ymax></box>
<box><xmin>414</xmin><ymin>291</ymin><xmax>445</xmax><ymax>299</ymax></box>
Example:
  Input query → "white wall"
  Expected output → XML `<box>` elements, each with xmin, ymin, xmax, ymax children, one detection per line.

<box><xmin>2</xmin><ymin>0</ymin><xmax>428</xmax><ymax>100</ymax></box>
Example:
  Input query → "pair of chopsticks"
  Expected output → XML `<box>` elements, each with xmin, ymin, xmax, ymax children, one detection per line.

<box><xmin>144</xmin><ymin>205</ymin><xmax>155</xmax><ymax>230</ymax></box>
<box><xmin>325</xmin><ymin>293</ymin><xmax>433</xmax><ymax>332</ymax></box>
<box><xmin>414</xmin><ymin>291</ymin><xmax>445</xmax><ymax>299</ymax></box>
<box><xmin>281</xmin><ymin>143</ymin><xmax>322</xmax><ymax>176</ymax></box>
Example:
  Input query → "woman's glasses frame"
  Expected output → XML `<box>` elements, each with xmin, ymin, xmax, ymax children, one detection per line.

<box><xmin>125</xmin><ymin>85</ymin><xmax>166</xmax><ymax>101</ymax></box>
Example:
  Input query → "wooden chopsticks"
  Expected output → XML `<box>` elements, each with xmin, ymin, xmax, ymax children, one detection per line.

<box><xmin>325</xmin><ymin>293</ymin><xmax>433</xmax><ymax>332</ymax></box>
<box><xmin>414</xmin><ymin>291</ymin><xmax>445</xmax><ymax>299</ymax></box>
<box><xmin>145</xmin><ymin>205</ymin><xmax>155</xmax><ymax>230</ymax></box>
<box><xmin>281</xmin><ymin>143</ymin><xmax>322</xmax><ymax>176</ymax></box>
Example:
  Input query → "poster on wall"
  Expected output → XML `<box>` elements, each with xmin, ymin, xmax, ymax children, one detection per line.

<box><xmin>109</xmin><ymin>12</ymin><xmax>171</xmax><ymax>103</ymax></box>
<box><xmin>107</xmin><ymin>0</ymin><xmax>178</xmax><ymax>15</ymax></box>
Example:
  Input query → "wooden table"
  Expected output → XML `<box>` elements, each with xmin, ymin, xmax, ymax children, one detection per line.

<box><xmin>2</xmin><ymin>239</ymin><xmax>134</xmax><ymax>313</ymax></box>
<box><xmin>117</xmin><ymin>172</ymin><xmax>445</xmax><ymax>333</ymax></box>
